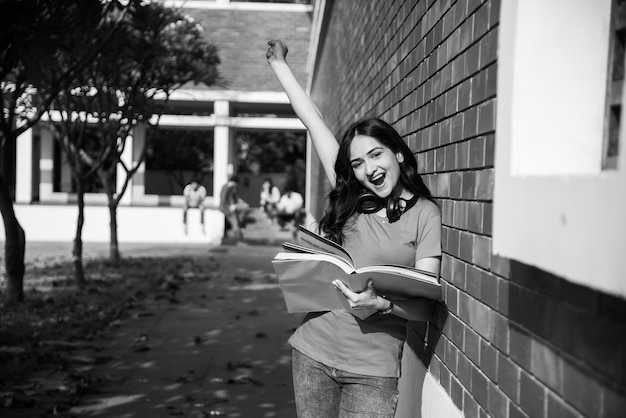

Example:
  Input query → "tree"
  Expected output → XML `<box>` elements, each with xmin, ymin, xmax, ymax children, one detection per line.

<box><xmin>90</xmin><ymin>2</ymin><xmax>223</xmax><ymax>263</ymax></box>
<box><xmin>0</xmin><ymin>0</ymin><xmax>130</xmax><ymax>304</ymax></box>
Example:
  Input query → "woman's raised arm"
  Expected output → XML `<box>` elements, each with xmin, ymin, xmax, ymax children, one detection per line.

<box><xmin>266</xmin><ymin>40</ymin><xmax>339</xmax><ymax>187</ymax></box>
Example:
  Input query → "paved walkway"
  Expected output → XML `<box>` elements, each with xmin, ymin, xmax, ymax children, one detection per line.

<box><xmin>1</xmin><ymin>212</ymin><xmax>304</xmax><ymax>417</ymax></box>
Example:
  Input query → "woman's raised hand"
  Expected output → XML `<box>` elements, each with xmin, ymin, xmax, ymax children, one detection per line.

<box><xmin>266</xmin><ymin>39</ymin><xmax>288</xmax><ymax>63</ymax></box>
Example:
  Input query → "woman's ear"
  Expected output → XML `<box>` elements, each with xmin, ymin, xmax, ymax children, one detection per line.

<box><xmin>396</xmin><ymin>152</ymin><xmax>404</xmax><ymax>163</ymax></box>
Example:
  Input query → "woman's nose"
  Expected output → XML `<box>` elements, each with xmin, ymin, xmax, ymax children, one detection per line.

<box><xmin>364</xmin><ymin>160</ymin><xmax>376</xmax><ymax>174</ymax></box>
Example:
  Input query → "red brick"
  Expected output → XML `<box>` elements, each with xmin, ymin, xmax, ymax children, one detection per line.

<box><xmin>445</xmin><ymin>87</ymin><xmax>459</xmax><ymax>116</ymax></box>
<box><xmin>491</xmin><ymin>312</ymin><xmax>509</xmax><ymax>354</ymax></box>
<box><xmin>464</xmin><ymin>389</ymin><xmax>481</xmax><ymax>418</ymax></box>
<box><xmin>440</xmin><ymin>361</ymin><xmax>452</xmax><ymax>393</ymax></box>
<box><xmin>445</xmin><ymin>334</ymin><xmax>460</xmax><ymax>374</ymax></box>
<box><xmin>490</xmin><ymin>0</ymin><xmax>501</xmax><ymax>27</ymax></box>
<box><xmin>448</xmin><ymin>28</ymin><xmax>461</xmax><ymax>61</ymax></box>
<box><xmin>451</xmin><ymin>375</ymin><xmax>464</xmax><ymax>410</ymax></box>
<box><xmin>487</xmin><ymin>383</ymin><xmax>508</xmax><ymax>418</ymax></box>
<box><xmin>490</xmin><ymin>252</ymin><xmax>510</xmax><ymax>279</ymax></box>
<box><xmin>480</xmin><ymin>339</ymin><xmax>498</xmax><ymax>382</ymax></box>
<box><xmin>509</xmin><ymin>403</ymin><xmax>529</xmax><ymax>418</ymax></box>
<box><xmin>477</xmin><ymin>99</ymin><xmax>496</xmax><ymax>134</ymax></box>
<box><xmin>473</xmin><ymin>235</ymin><xmax>491</xmax><ymax>270</ymax></box>
<box><xmin>470</xmin><ymin>299</ymin><xmax>494</xmax><ymax>340</ymax></box>
<box><xmin>460</xmin><ymin>231</ymin><xmax>473</xmax><ymax>261</ymax></box>
<box><xmin>472</xmin><ymin>366</ymin><xmax>489</xmax><ymax>408</ymax></box>
<box><xmin>486</xmin><ymin>63</ymin><xmax>497</xmax><ymax>97</ymax></box>
<box><xmin>466</xmin><ymin>264</ymin><xmax>483</xmax><ymax>299</ymax></box>
<box><xmin>464</xmin><ymin>326</ymin><xmax>482</xmax><ymax>365</ymax></box>
<box><xmin>468</xmin><ymin>135</ymin><xmax>486</xmax><ymax>168</ymax></box>
<box><xmin>463</xmin><ymin>106</ymin><xmax>479</xmax><ymax>139</ymax></box>
<box><xmin>530</xmin><ymin>339</ymin><xmax>562</xmax><ymax>392</ymax></box>
<box><xmin>462</xmin><ymin>171</ymin><xmax>476</xmax><ymax>199</ymax></box>
<box><xmin>474</xmin><ymin>168</ymin><xmax>493</xmax><ymax>200</ymax></box>
<box><xmin>562</xmin><ymin>341</ymin><xmax>616</xmax><ymax>417</ymax></box>
<box><xmin>509</xmin><ymin>325</ymin><xmax>532</xmax><ymax>372</ymax></box>
<box><xmin>458</xmin><ymin>78</ymin><xmax>472</xmax><ymax>110</ymax></box>
<box><xmin>457</xmin><ymin>352</ymin><xmax>474</xmax><ymax>389</ymax></box>
<box><xmin>497</xmin><ymin>276</ymin><xmax>509</xmax><ymax>314</ymax></box>
<box><xmin>484</xmin><ymin>134</ymin><xmax>495</xmax><ymax>166</ymax></box>
<box><xmin>480</xmin><ymin>271</ymin><xmax>499</xmax><ymax>310</ymax></box>
<box><xmin>446</xmin><ymin>222</ymin><xmax>460</xmax><ymax>252</ymax></box>
<box><xmin>498</xmin><ymin>353</ymin><xmax>520</xmax><ymax>403</ymax></box>
<box><xmin>467</xmin><ymin>201</ymin><xmax>483</xmax><ymax>233</ymax></box>
<box><xmin>520</xmin><ymin>371</ymin><xmax>546</xmax><ymax>418</ymax></box>
<box><xmin>465</xmin><ymin>43</ymin><xmax>481</xmax><ymax>75</ymax></box>
<box><xmin>454</xmin><ymin>200</ymin><xmax>469</xmax><ymax>230</ymax></box>
<box><xmin>547</xmin><ymin>392</ymin><xmax>579</xmax><ymax>418</ymax></box>
<box><xmin>448</xmin><ymin>312</ymin><xmax>466</xmax><ymax>350</ymax></box>
<box><xmin>444</xmin><ymin>143</ymin><xmax>456</xmax><ymax>171</ymax></box>
<box><xmin>460</xmin><ymin>16</ymin><xmax>474</xmax><ymax>52</ymax></box>
<box><xmin>480</xmin><ymin>29</ymin><xmax>498</xmax><ymax>68</ymax></box>
<box><xmin>450</xmin><ymin>113</ymin><xmax>464</xmax><ymax>142</ymax></box>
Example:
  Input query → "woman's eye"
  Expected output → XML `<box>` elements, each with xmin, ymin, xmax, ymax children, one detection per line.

<box><xmin>372</xmin><ymin>152</ymin><xmax>382</xmax><ymax>159</ymax></box>
<box><xmin>351</xmin><ymin>161</ymin><xmax>362</xmax><ymax>169</ymax></box>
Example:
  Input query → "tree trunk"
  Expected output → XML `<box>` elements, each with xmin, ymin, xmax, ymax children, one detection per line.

<box><xmin>73</xmin><ymin>181</ymin><xmax>86</xmax><ymax>287</ymax></box>
<box><xmin>0</xmin><ymin>172</ymin><xmax>25</xmax><ymax>306</ymax></box>
<box><xmin>108</xmin><ymin>196</ymin><xmax>120</xmax><ymax>264</ymax></box>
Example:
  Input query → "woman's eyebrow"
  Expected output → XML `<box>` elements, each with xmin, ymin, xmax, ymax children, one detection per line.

<box><xmin>350</xmin><ymin>146</ymin><xmax>384</xmax><ymax>164</ymax></box>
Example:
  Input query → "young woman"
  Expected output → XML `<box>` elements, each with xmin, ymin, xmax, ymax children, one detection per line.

<box><xmin>267</xmin><ymin>40</ymin><xmax>441</xmax><ymax>418</ymax></box>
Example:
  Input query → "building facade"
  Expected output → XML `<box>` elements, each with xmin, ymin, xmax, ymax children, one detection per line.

<box><xmin>303</xmin><ymin>0</ymin><xmax>625</xmax><ymax>417</ymax></box>
<box><xmin>6</xmin><ymin>0</ymin><xmax>312</xmax><ymax>244</ymax></box>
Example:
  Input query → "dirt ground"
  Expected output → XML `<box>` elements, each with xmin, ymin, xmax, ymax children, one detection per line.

<box><xmin>0</xmin><ymin>242</ymin><xmax>248</xmax><ymax>414</ymax></box>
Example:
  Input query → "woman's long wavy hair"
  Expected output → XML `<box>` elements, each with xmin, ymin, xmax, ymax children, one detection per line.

<box><xmin>317</xmin><ymin>118</ymin><xmax>433</xmax><ymax>244</ymax></box>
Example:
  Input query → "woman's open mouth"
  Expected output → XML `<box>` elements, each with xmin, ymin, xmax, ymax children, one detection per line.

<box><xmin>369</xmin><ymin>173</ymin><xmax>385</xmax><ymax>187</ymax></box>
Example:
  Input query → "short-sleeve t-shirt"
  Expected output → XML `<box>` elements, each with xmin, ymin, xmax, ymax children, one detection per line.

<box><xmin>183</xmin><ymin>184</ymin><xmax>207</xmax><ymax>207</ymax></box>
<box><xmin>288</xmin><ymin>198</ymin><xmax>441</xmax><ymax>378</ymax></box>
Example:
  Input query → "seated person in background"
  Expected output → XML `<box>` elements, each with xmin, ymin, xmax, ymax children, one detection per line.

<box><xmin>275</xmin><ymin>189</ymin><xmax>305</xmax><ymax>230</ymax></box>
<box><xmin>183</xmin><ymin>180</ymin><xmax>207</xmax><ymax>231</ymax></box>
<box><xmin>219</xmin><ymin>175</ymin><xmax>249</xmax><ymax>240</ymax></box>
<box><xmin>259</xmin><ymin>178</ymin><xmax>281</xmax><ymax>223</ymax></box>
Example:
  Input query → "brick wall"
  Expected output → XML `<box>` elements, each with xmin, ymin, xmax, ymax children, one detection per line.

<box><xmin>185</xmin><ymin>7</ymin><xmax>311</xmax><ymax>91</ymax></box>
<box><xmin>309</xmin><ymin>0</ymin><xmax>626</xmax><ymax>417</ymax></box>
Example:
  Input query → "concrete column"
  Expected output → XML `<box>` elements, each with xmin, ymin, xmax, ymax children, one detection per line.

<box><xmin>15</xmin><ymin>128</ymin><xmax>33</xmax><ymax>203</ymax></box>
<box><xmin>214</xmin><ymin>100</ymin><xmax>230</xmax><ymax>205</ymax></box>
<box><xmin>39</xmin><ymin>128</ymin><xmax>54</xmax><ymax>200</ymax></box>
<box><xmin>117</xmin><ymin>133</ymin><xmax>133</xmax><ymax>206</ymax></box>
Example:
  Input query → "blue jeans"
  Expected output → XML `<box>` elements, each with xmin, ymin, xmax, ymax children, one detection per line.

<box><xmin>292</xmin><ymin>349</ymin><xmax>399</xmax><ymax>418</ymax></box>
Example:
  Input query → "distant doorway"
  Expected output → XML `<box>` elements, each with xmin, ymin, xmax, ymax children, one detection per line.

<box><xmin>234</xmin><ymin>129</ymin><xmax>306</xmax><ymax>207</ymax></box>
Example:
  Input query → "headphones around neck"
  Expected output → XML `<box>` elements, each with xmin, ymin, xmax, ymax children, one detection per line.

<box><xmin>356</xmin><ymin>190</ymin><xmax>419</xmax><ymax>223</ymax></box>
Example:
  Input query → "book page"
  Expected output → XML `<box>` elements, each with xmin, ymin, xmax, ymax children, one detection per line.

<box><xmin>281</xmin><ymin>242</ymin><xmax>352</xmax><ymax>267</ymax></box>
<box><xmin>297</xmin><ymin>225</ymin><xmax>355</xmax><ymax>266</ymax></box>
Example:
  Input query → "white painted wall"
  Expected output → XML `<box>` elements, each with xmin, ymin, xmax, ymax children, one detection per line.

<box><xmin>1</xmin><ymin>205</ymin><xmax>224</xmax><ymax>245</ymax></box>
<box><xmin>494</xmin><ymin>0</ymin><xmax>626</xmax><ymax>297</ymax></box>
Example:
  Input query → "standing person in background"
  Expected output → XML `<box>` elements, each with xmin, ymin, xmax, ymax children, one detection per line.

<box><xmin>219</xmin><ymin>175</ymin><xmax>249</xmax><ymax>241</ymax></box>
<box><xmin>260</xmin><ymin>177</ymin><xmax>281</xmax><ymax>223</ymax></box>
<box><xmin>267</xmin><ymin>40</ymin><xmax>442</xmax><ymax>418</ymax></box>
<box><xmin>182</xmin><ymin>179</ymin><xmax>207</xmax><ymax>234</ymax></box>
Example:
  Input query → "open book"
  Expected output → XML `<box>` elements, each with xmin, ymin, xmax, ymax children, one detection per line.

<box><xmin>272</xmin><ymin>225</ymin><xmax>441</xmax><ymax>319</ymax></box>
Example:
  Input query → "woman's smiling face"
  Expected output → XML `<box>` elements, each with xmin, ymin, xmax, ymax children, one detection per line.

<box><xmin>349</xmin><ymin>135</ymin><xmax>403</xmax><ymax>199</ymax></box>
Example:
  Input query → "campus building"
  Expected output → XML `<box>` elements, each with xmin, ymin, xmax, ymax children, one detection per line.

<box><xmin>7</xmin><ymin>0</ymin><xmax>312</xmax><ymax>244</ymax></box>
<box><xmin>3</xmin><ymin>0</ymin><xmax>625</xmax><ymax>416</ymax></box>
